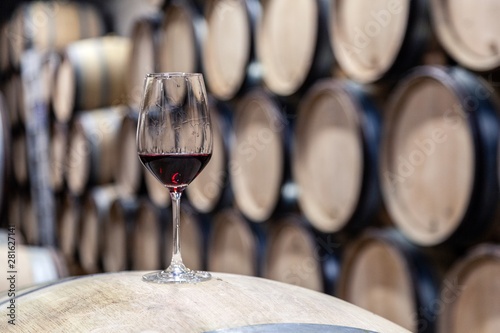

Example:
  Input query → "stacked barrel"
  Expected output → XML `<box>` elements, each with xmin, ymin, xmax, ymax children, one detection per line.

<box><xmin>1</xmin><ymin>1</ymin><xmax>500</xmax><ymax>332</ymax></box>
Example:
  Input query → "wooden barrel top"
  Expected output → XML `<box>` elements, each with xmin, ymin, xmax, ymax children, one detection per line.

<box><xmin>0</xmin><ymin>271</ymin><xmax>409</xmax><ymax>332</ymax></box>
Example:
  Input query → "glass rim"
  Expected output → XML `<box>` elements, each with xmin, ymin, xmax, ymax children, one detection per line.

<box><xmin>145</xmin><ymin>72</ymin><xmax>203</xmax><ymax>78</ymax></box>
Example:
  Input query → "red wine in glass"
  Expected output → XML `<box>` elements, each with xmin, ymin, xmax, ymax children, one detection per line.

<box><xmin>139</xmin><ymin>153</ymin><xmax>212</xmax><ymax>192</ymax></box>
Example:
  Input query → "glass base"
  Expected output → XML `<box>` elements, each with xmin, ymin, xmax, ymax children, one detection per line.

<box><xmin>142</xmin><ymin>264</ymin><xmax>211</xmax><ymax>284</ymax></box>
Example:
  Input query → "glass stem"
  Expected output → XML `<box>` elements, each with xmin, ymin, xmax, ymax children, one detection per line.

<box><xmin>170</xmin><ymin>191</ymin><xmax>184</xmax><ymax>268</ymax></box>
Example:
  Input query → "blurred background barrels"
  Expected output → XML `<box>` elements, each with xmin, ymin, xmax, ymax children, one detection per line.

<box><xmin>202</xmin><ymin>0</ymin><xmax>261</xmax><ymax>100</ymax></box>
<box><xmin>52</xmin><ymin>36</ymin><xmax>131</xmax><ymax>123</ymax></box>
<box><xmin>438</xmin><ymin>244</ymin><xmax>500</xmax><ymax>333</ymax></box>
<box><xmin>1</xmin><ymin>0</ymin><xmax>500</xmax><ymax>331</ymax></box>
<box><xmin>293</xmin><ymin>79</ymin><xmax>381</xmax><ymax>234</ymax></box>
<box><xmin>257</xmin><ymin>0</ymin><xmax>333</xmax><ymax>96</ymax></box>
<box><xmin>380</xmin><ymin>66</ymin><xmax>500</xmax><ymax>247</ymax></box>
<box><xmin>158</xmin><ymin>0</ymin><xmax>204</xmax><ymax>74</ymax></box>
<box><xmin>337</xmin><ymin>229</ymin><xmax>441</xmax><ymax>333</ymax></box>
<box><xmin>8</xmin><ymin>1</ymin><xmax>106</xmax><ymax>69</ymax></box>
<box><xmin>230</xmin><ymin>89</ymin><xmax>295</xmax><ymax>223</ymax></box>
<box><xmin>330</xmin><ymin>0</ymin><xmax>430</xmax><ymax>83</ymax></box>
<box><xmin>126</xmin><ymin>14</ymin><xmax>162</xmax><ymax>109</ymax></box>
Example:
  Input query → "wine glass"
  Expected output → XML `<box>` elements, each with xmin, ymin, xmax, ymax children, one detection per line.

<box><xmin>137</xmin><ymin>73</ymin><xmax>212</xmax><ymax>283</ymax></box>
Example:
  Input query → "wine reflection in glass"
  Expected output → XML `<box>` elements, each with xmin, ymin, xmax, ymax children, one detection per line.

<box><xmin>137</xmin><ymin>73</ymin><xmax>212</xmax><ymax>283</ymax></box>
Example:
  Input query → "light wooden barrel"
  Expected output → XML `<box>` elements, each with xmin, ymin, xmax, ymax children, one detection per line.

<box><xmin>103</xmin><ymin>197</ymin><xmax>139</xmax><ymax>273</ymax></box>
<box><xmin>203</xmin><ymin>0</ymin><xmax>261</xmax><ymax>100</ymax></box>
<box><xmin>257</xmin><ymin>0</ymin><xmax>333</xmax><ymax>96</ymax></box>
<box><xmin>8</xmin><ymin>1</ymin><xmax>105</xmax><ymax>67</ymax></box>
<box><xmin>164</xmin><ymin>203</ymin><xmax>208</xmax><ymax>271</ymax></box>
<box><xmin>381</xmin><ymin>66</ymin><xmax>500</xmax><ymax>247</ymax></box>
<box><xmin>0</xmin><ymin>271</ymin><xmax>410</xmax><ymax>332</ymax></box>
<box><xmin>338</xmin><ymin>229</ymin><xmax>440</xmax><ymax>333</ymax></box>
<box><xmin>0</xmin><ymin>245</ymin><xmax>67</xmax><ymax>293</ymax></box>
<box><xmin>126</xmin><ymin>14</ymin><xmax>162</xmax><ymax>108</ymax></box>
<box><xmin>330</xmin><ymin>0</ymin><xmax>429</xmax><ymax>83</ymax></box>
<box><xmin>438</xmin><ymin>244</ymin><xmax>500</xmax><ymax>333</ymax></box>
<box><xmin>78</xmin><ymin>186</ymin><xmax>121</xmax><ymax>274</ymax></box>
<box><xmin>230</xmin><ymin>89</ymin><xmax>295</xmax><ymax>223</ymax></box>
<box><xmin>207</xmin><ymin>208</ymin><xmax>265</xmax><ymax>276</ymax></box>
<box><xmin>52</xmin><ymin>36</ymin><xmax>131</xmax><ymax>123</ymax></box>
<box><xmin>57</xmin><ymin>193</ymin><xmax>80</xmax><ymax>264</ymax></box>
<box><xmin>49</xmin><ymin>121</ymin><xmax>67</xmax><ymax>192</ymax></box>
<box><xmin>132</xmin><ymin>198</ymin><xmax>167</xmax><ymax>271</ymax></box>
<box><xmin>65</xmin><ymin>106</ymin><xmax>127</xmax><ymax>196</ymax></box>
<box><xmin>293</xmin><ymin>79</ymin><xmax>381</xmax><ymax>234</ymax></box>
<box><xmin>430</xmin><ymin>0</ymin><xmax>500</xmax><ymax>71</ymax></box>
<box><xmin>115</xmin><ymin>112</ymin><xmax>144</xmax><ymax>196</ymax></box>
<box><xmin>186</xmin><ymin>98</ymin><xmax>232</xmax><ymax>214</ymax></box>
<box><xmin>264</xmin><ymin>215</ymin><xmax>339</xmax><ymax>294</ymax></box>
<box><xmin>159</xmin><ymin>0</ymin><xmax>205</xmax><ymax>73</ymax></box>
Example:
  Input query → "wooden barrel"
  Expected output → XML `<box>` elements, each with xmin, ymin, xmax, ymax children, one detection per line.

<box><xmin>186</xmin><ymin>99</ymin><xmax>232</xmax><ymax>214</ymax></box>
<box><xmin>126</xmin><ymin>14</ymin><xmax>162</xmax><ymax>108</ymax></box>
<box><xmin>293</xmin><ymin>79</ymin><xmax>381</xmax><ymax>234</ymax></box>
<box><xmin>115</xmin><ymin>112</ymin><xmax>144</xmax><ymax>196</ymax></box>
<box><xmin>0</xmin><ymin>271</ymin><xmax>410</xmax><ymax>332</ymax></box>
<box><xmin>57</xmin><ymin>193</ymin><xmax>80</xmax><ymax>264</ymax></box>
<box><xmin>257</xmin><ymin>0</ymin><xmax>333</xmax><ymax>96</ymax></box>
<box><xmin>330</xmin><ymin>0</ymin><xmax>429</xmax><ymax>83</ymax></box>
<box><xmin>66</xmin><ymin>106</ymin><xmax>127</xmax><ymax>196</ymax></box>
<box><xmin>9</xmin><ymin>1</ymin><xmax>105</xmax><ymax>69</ymax></box>
<box><xmin>203</xmin><ymin>0</ymin><xmax>261</xmax><ymax>100</ymax></box>
<box><xmin>49</xmin><ymin>121</ymin><xmax>68</xmax><ymax>192</ymax></box>
<box><xmin>132</xmin><ymin>198</ymin><xmax>166</xmax><ymax>271</ymax></box>
<box><xmin>338</xmin><ymin>229</ymin><xmax>440</xmax><ymax>333</ymax></box>
<box><xmin>164</xmin><ymin>204</ymin><xmax>209</xmax><ymax>271</ymax></box>
<box><xmin>78</xmin><ymin>186</ymin><xmax>121</xmax><ymax>274</ymax></box>
<box><xmin>103</xmin><ymin>197</ymin><xmax>139</xmax><ymax>273</ymax></box>
<box><xmin>0</xmin><ymin>245</ymin><xmax>67</xmax><ymax>292</ymax></box>
<box><xmin>438</xmin><ymin>244</ymin><xmax>500</xmax><ymax>333</ymax></box>
<box><xmin>264</xmin><ymin>215</ymin><xmax>339</xmax><ymax>294</ymax></box>
<box><xmin>230</xmin><ymin>89</ymin><xmax>295</xmax><ymax>223</ymax></box>
<box><xmin>430</xmin><ymin>0</ymin><xmax>500</xmax><ymax>71</ymax></box>
<box><xmin>380</xmin><ymin>66</ymin><xmax>500</xmax><ymax>247</ymax></box>
<box><xmin>52</xmin><ymin>36</ymin><xmax>131</xmax><ymax>123</ymax></box>
<box><xmin>207</xmin><ymin>208</ymin><xmax>265</xmax><ymax>276</ymax></box>
<box><xmin>158</xmin><ymin>0</ymin><xmax>205</xmax><ymax>73</ymax></box>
